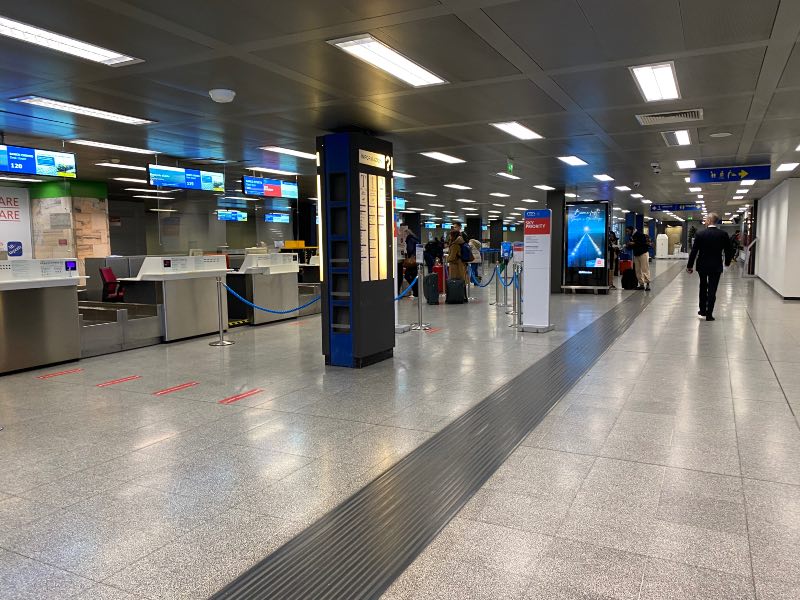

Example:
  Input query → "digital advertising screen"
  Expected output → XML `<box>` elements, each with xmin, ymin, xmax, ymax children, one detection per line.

<box><xmin>564</xmin><ymin>202</ymin><xmax>608</xmax><ymax>287</ymax></box>
<box><xmin>264</xmin><ymin>213</ymin><xmax>290</xmax><ymax>223</ymax></box>
<box><xmin>242</xmin><ymin>176</ymin><xmax>298</xmax><ymax>199</ymax></box>
<box><xmin>0</xmin><ymin>144</ymin><xmax>76</xmax><ymax>178</ymax></box>
<box><xmin>148</xmin><ymin>164</ymin><xmax>225</xmax><ymax>192</ymax></box>
<box><xmin>217</xmin><ymin>209</ymin><xmax>247</xmax><ymax>222</ymax></box>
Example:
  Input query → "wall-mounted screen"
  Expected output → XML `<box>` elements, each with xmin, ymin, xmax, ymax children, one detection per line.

<box><xmin>424</xmin><ymin>223</ymin><xmax>437</xmax><ymax>229</ymax></box>
<box><xmin>264</xmin><ymin>213</ymin><xmax>290</xmax><ymax>223</ymax></box>
<box><xmin>217</xmin><ymin>209</ymin><xmax>247</xmax><ymax>222</ymax></box>
<box><xmin>149</xmin><ymin>164</ymin><xmax>224</xmax><ymax>191</ymax></box>
<box><xmin>564</xmin><ymin>202</ymin><xmax>608</xmax><ymax>287</ymax></box>
<box><xmin>242</xmin><ymin>176</ymin><xmax>298</xmax><ymax>199</ymax></box>
<box><xmin>394</xmin><ymin>197</ymin><xmax>407</xmax><ymax>210</ymax></box>
<box><xmin>0</xmin><ymin>144</ymin><xmax>76</xmax><ymax>178</ymax></box>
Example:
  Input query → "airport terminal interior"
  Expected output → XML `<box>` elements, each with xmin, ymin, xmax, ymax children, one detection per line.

<box><xmin>1</xmin><ymin>1</ymin><xmax>800</xmax><ymax>598</ymax></box>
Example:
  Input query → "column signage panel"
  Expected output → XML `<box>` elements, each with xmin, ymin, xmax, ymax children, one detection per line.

<box><xmin>522</xmin><ymin>209</ymin><xmax>551</xmax><ymax>330</ymax></box>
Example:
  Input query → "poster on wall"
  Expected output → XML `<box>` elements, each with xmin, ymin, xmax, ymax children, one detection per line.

<box><xmin>564</xmin><ymin>202</ymin><xmax>608</xmax><ymax>287</ymax></box>
<box><xmin>0</xmin><ymin>187</ymin><xmax>32</xmax><ymax>258</ymax></box>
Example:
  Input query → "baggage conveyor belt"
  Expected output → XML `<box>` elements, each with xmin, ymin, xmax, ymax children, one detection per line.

<box><xmin>212</xmin><ymin>263</ymin><xmax>685</xmax><ymax>600</ymax></box>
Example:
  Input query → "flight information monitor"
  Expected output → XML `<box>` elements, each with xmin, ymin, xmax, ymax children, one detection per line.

<box><xmin>217</xmin><ymin>209</ymin><xmax>247</xmax><ymax>222</ymax></box>
<box><xmin>242</xmin><ymin>176</ymin><xmax>299</xmax><ymax>199</ymax></box>
<box><xmin>0</xmin><ymin>144</ymin><xmax>76</xmax><ymax>178</ymax></box>
<box><xmin>264</xmin><ymin>213</ymin><xmax>290</xmax><ymax>223</ymax></box>
<box><xmin>148</xmin><ymin>164</ymin><xmax>225</xmax><ymax>191</ymax></box>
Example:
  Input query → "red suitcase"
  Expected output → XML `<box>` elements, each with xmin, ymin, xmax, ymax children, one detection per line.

<box><xmin>619</xmin><ymin>259</ymin><xmax>633</xmax><ymax>273</ymax></box>
<box><xmin>432</xmin><ymin>264</ymin><xmax>445</xmax><ymax>293</ymax></box>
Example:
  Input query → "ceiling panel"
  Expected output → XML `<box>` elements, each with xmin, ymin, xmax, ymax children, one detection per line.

<box><xmin>765</xmin><ymin>89</ymin><xmax>800</xmax><ymax>118</ymax></box>
<box><xmin>680</xmin><ymin>0</ymin><xmax>779</xmax><ymax>49</ymax></box>
<box><xmin>777</xmin><ymin>43</ymin><xmax>800</xmax><ymax>88</ymax></box>
<box><xmin>272</xmin><ymin>101</ymin><xmax>418</xmax><ymax>133</ymax></box>
<box><xmin>676</xmin><ymin>48</ymin><xmax>766</xmax><ymax>98</ymax></box>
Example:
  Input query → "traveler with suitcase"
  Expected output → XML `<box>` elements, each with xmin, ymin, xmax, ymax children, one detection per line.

<box><xmin>445</xmin><ymin>230</ymin><xmax>468</xmax><ymax>303</ymax></box>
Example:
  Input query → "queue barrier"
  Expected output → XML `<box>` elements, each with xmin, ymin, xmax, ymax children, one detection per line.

<box><xmin>225</xmin><ymin>284</ymin><xmax>321</xmax><ymax>315</ymax></box>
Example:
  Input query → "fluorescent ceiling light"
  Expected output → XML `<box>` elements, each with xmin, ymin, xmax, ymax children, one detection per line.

<box><xmin>509</xmin><ymin>212</ymin><xmax>521</xmax><ymax>216</ymax></box>
<box><xmin>134</xmin><ymin>195</ymin><xmax>175</xmax><ymax>200</ymax></box>
<box><xmin>732</xmin><ymin>195</ymin><xmax>744</xmax><ymax>200</ymax></box>
<box><xmin>615</xmin><ymin>185</ymin><xmax>631</xmax><ymax>191</ymax></box>
<box><xmin>259</xmin><ymin>146</ymin><xmax>316</xmax><ymax>160</ymax></box>
<box><xmin>442</xmin><ymin>210</ymin><xmax>455</xmax><ymax>214</ymax></box>
<box><xmin>735</xmin><ymin>188</ymin><xmax>748</xmax><ymax>194</ymax></box>
<box><xmin>630</xmin><ymin>193</ymin><xmax>643</xmax><ymax>198</ymax></box>
<box><xmin>113</xmin><ymin>177</ymin><xmax>147</xmax><ymax>183</ymax></box>
<box><xmin>393</xmin><ymin>172</ymin><xmax>415</xmax><ymax>179</ymax></box>
<box><xmin>329</xmin><ymin>34</ymin><xmax>446</xmax><ymax>87</ymax></box>
<box><xmin>513</xmin><ymin>207</ymin><xmax>527</xmax><ymax>210</ymax></box>
<box><xmin>407</xmin><ymin>207</ymin><xmax>425</xmax><ymax>211</ymax></box>
<box><xmin>674</xmin><ymin>130</ymin><xmax>691</xmax><ymax>145</ymax></box>
<box><xmin>249</xmin><ymin>167</ymin><xmax>298</xmax><ymax>176</ymax></box>
<box><xmin>521</xmin><ymin>199</ymin><xmax>538</xmax><ymax>203</ymax></box>
<box><xmin>629</xmin><ymin>62</ymin><xmax>680</xmax><ymax>102</ymax></box>
<box><xmin>488</xmin><ymin>210</ymin><xmax>501</xmax><ymax>214</ymax></box>
<box><xmin>534</xmin><ymin>184</ymin><xmax>555</xmax><ymax>190</ymax></box>
<box><xmin>564</xmin><ymin>193</ymin><xmax>578</xmax><ymax>198</ymax></box>
<box><xmin>558</xmin><ymin>156</ymin><xmax>587</xmax><ymax>166</ymax></box>
<box><xmin>148</xmin><ymin>208</ymin><xmax>177</xmax><ymax>212</ymax></box>
<box><xmin>697</xmin><ymin>195</ymin><xmax>704</xmax><ymax>199</ymax></box>
<box><xmin>490</xmin><ymin>121</ymin><xmax>542</xmax><ymax>140</ymax></box>
<box><xmin>420</xmin><ymin>151</ymin><xmax>464</xmax><ymax>164</ymax></box>
<box><xmin>593</xmin><ymin>174</ymin><xmax>613</xmax><ymax>181</ymax></box>
<box><xmin>428</xmin><ymin>203</ymin><xmax>444</xmax><ymax>207</ymax></box>
<box><xmin>0</xmin><ymin>175</ymin><xmax>42</xmax><ymax>182</ymax></box>
<box><xmin>96</xmin><ymin>162</ymin><xmax>146</xmax><ymax>171</ymax></box>
<box><xmin>741</xmin><ymin>180</ymin><xmax>756</xmax><ymax>186</ymax></box>
<box><xmin>676</xmin><ymin>160</ymin><xmax>696</xmax><ymax>169</ymax></box>
<box><xmin>0</xmin><ymin>15</ymin><xmax>140</xmax><ymax>66</ymax></box>
<box><xmin>622</xmin><ymin>210</ymin><xmax>630</xmax><ymax>213</ymax></box>
<box><xmin>13</xmin><ymin>96</ymin><xmax>153</xmax><ymax>125</ymax></box>
<box><xmin>684</xmin><ymin>177</ymin><xmax>690</xmax><ymax>183</ymax></box>
<box><xmin>416</xmin><ymin>192</ymin><xmax>437</xmax><ymax>197</ymax></box>
<box><xmin>124</xmin><ymin>188</ymin><xmax>172</xmax><ymax>193</ymax></box>
<box><xmin>456</xmin><ymin>198</ymin><xmax>475</xmax><ymax>203</ymax></box>
<box><xmin>444</xmin><ymin>183</ymin><xmax>471</xmax><ymax>190</ymax></box>
<box><xmin>69</xmin><ymin>139</ymin><xmax>157</xmax><ymax>154</ymax></box>
<box><xmin>696</xmin><ymin>200</ymin><xmax>704</xmax><ymax>204</ymax></box>
<box><xmin>777</xmin><ymin>163</ymin><xmax>799</xmax><ymax>172</ymax></box>
<box><xmin>689</xmin><ymin>187</ymin><xmax>701</xmax><ymax>192</ymax></box>
<box><xmin>496</xmin><ymin>172</ymin><xmax>520</xmax><ymax>180</ymax></box>
<box><xmin>492</xmin><ymin>203</ymin><xmax>506</xmax><ymax>207</ymax></box>
<box><xmin>641</xmin><ymin>199</ymin><xmax>652</xmax><ymax>204</ymax></box>
<box><xmin>490</xmin><ymin>192</ymin><xmax>510</xmax><ymax>197</ymax></box>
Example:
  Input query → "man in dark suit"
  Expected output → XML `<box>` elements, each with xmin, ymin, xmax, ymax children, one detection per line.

<box><xmin>687</xmin><ymin>213</ymin><xmax>734</xmax><ymax>321</ymax></box>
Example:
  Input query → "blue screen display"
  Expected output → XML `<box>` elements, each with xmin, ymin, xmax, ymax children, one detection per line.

<box><xmin>149</xmin><ymin>164</ymin><xmax>224</xmax><ymax>191</ymax></box>
<box><xmin>566</xmin><ymin>204</ymin><xmax>607</xmax><ymax>268</ymax></box>
<box><xmin>424</xmin><ymin>223</ymin><xmax>437</xmax><ymax>229</ymax></box>
<box><xmin>394</xmin><ymin>197</ymin><xmax>407</xmax><ymax>210</ymax></box>
<box><xmin>0</xmin><ymin>144</ymin><xmax>76</xmax><ymax>178</ymax></box>
<box><xmin>264</xmin><ymin>213</ymin><xmax>290</xmax><ymax>223</ymax></box>
<box><xmin>242</xmin><ymin>175</ymin><xmax>299</xmax><ymax>199</ymax></box>
<box><xmin>217</xmin><ymin>210</ymin><xmax>247</xmax><ymax>222</ymax></box>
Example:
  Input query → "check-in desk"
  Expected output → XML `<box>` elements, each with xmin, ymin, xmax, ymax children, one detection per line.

<box><xmin>0</xmin><ymin>259</ymin><xmax>82</xmax><ymax>373</ymax></box>
<box><xmin>119</xmin><ymin>256</ymin><xmax>227</xmax><ymax>342</ymax></box>
<box><xmin>227</xmin><ymin>253</ymin><xmax>300</xmax><ymax>325</ymax></box>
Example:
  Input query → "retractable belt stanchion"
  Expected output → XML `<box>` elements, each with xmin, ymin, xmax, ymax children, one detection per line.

<box><xmin>410</xmin><ymin>263</ymin><xmax>431</xmax><ymax>331</ymax></box>
<box><xmin>209</xmin><ymin>275</ymin><xmax>234</xmax><ymax>347</ymax></box>
<box><xmin>509</xmin><ymin>264</ymin><xmax>523</xmax><ymax>328</ymax></box>
<box><xmin>507</xmin><ymin>263</ymin><xmax>520</xmax><ymax>317</ymax></box>
<box><xmin>490</xmin><ymin>266</ymin><xmax>500</xmax><ymax>306</ymax></box>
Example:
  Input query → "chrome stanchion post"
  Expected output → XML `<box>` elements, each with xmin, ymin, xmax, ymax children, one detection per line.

<box><xmin>490</xmin><ymin>265</ymin><xmax>499</xmax><ymax>305</ymax></box>
<box><xmin>410</xmin><ymin>263</ymin><xmax>430</xmax><ymax>331</ymax></box>
<box><xmin>507</xmin><ymin>263</ymin><xmax>519</xmax><ymax>317</ymax></box>
<box><xmin>209</xmin><ymin>275</ymin><xmax>235</xmax><ymax>347</ymax></box>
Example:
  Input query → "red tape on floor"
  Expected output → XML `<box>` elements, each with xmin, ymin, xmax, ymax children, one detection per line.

<box><xmin>153</xmin><ymin>381</ymin><xmax>199</xmax><ymax>396</ymax></box>
<box><xmin>36</xmin><ymin>368</ymin><xmax>83</xmax><ymax>379</ymax></box>
<box><xmin>96</xmin><ymin>375</ymin><xmax>142</xmax><ymax>388</ymax></box>
<box><xmin>218</xmin><ymin>388</ymin><xmax>263</xmax><ymax>405</ymax></box>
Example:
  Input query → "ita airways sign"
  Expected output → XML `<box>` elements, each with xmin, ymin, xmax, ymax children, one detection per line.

<box><xmin>521</xmin><ymin>209</ymin><xmax>553</xmax><ymax>332</ymax></box>
<box><xmin>689</xmin><ymin>164</ymin><xmax>770</xmax><ymax>184</ymax></box>
<box><xmin>0</xmin><ymin>187</ymin><xmax>32</xmax><ymax>259</ymax></box>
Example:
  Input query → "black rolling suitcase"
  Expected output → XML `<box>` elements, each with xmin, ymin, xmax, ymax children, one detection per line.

<box><xmin>423</xmin><ymin>273</ymin><xmax>440</xmax><ymax>305</ymax></box>
<box><xmin>621</xmin><ymin>267</ymin><xmax>638</xmax><ymax>290</ymax></box>
<box><xmin>445</xmin><ymin>278</ymin><xmax>467</xmax><ymax>304</ymax></box>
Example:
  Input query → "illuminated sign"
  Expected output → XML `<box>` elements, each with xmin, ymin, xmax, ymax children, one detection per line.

<box><xmin>264</xmin><ymin>213</ymin><xmax>290</xmax><ymax>223</ymax></box>
<box><xmin>242</xmin><ymin>175</ymin><xmax>298</xmax><ymax>199</ymax></box>
<box><xmin>217</xmin><ymin>209</ymin><xmax>247</xmax><ymax>222</ymax></box>
<box><xmin>148</xmin><ymin>164</ymin><xmax>224</xmax><ymax>191</ymax></box>
<box><xmin>0</xmin><ymin>144</ymin><xmax>76</xmax><ymax>178</ymax></box>
<box><xmin>358</xmin><ymin>148</ymin><xmax>386</xmax><ymax>169</ymax></box>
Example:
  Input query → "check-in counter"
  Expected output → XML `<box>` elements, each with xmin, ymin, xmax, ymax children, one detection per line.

<box><xmin>227</xmin><ymin>253</ymin><xmax>300</xmax><ymax>325</ymax></box>
<box><xmin>119</xmin><ymin>256</ymin><xmax>227</xmax><ymax>341</ymax></box>
<box><xmin>0</xmin><ymin>259</ymin><xmax>82</xmax><ymax>373</ymax></box>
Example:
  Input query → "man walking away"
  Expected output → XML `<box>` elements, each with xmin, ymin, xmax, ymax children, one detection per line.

<box><xmin>687</xmin><ymin>213</ymin><xmax>734</xmax><ymax>322</ymax></box>
<box><xmin>625</xmin><ymin>225</ymin><xmax>651</xmax><ymax>290</ymax></box>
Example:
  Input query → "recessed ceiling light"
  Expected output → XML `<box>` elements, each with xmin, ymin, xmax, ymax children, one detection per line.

<box><xmin>674</xmin><ymin>130</ymin><xmax>691</xmax><ymax>146</ymax></box>
<box><xmin>0</xmin><ymin>15</ymin><xmax>141</xmax><ymax>66</ymax></box>
<box><xmin>393</xmin><ymin>172</ymin><xmax>415</xmax><ymax>179</ymax></box>
<box><xmin>689</xmin><ymin>187</ymin><xmax>701</xmax><ymax>192</ymax></box>
<box><xmin>259</xmin><ymin>146</ymin><xmax>316</xmax><ymax>160</ymax></box>
<box><xmin>696</xmin><ymin>200</ymin><xmax>704</xmax><ymax>204</ymax></box>
<box><xmin>697</xmin><ymin>195</ymin><xmax>704</xmax><ymax>199</ymax></box>
<box><xmin>249</xmin><ymin>167</ymin><xmax>298</xmax><ymax>175</ymax></box>
<box><xmin>558</xmin><ymin>156</ymin><xmax>588</xmax><ymax>166</ymax></box>
<box><xmin>490</xmin><ymin>121</ymin><xmax>542</xmax><ymax>140</ymax></box>
<box><xmin>593</xmin><ymin>174</ymin><xmax>613</xmax><ymax>181</ymax></box>
<box><xmin>777</xmin><ymin>163</ymin><xmax>799</xmax><ymax>172</ymax></box>
<box><xmin>564</xmin><ymin>193</ymin><xmax>578</xmax><ymax>198</ymax></box>
<box><xmin>492</xmin><ymin>203</ymin><xmax>506</xmax><ymax>207</ymax></box>
<box><xmin>406</xmin><ymin>207</ymin><xmax>425</xmax><ymax>211</ymax></box>
<box><xmin>613</xmin><ymin>207</ymin><xmax>622</xmax><ymax>211</ymax></box>
<box><xmin>629</xmin><ymin>61</ymin><xmax>680</xmax><ymax>102</ymax></box>
<box><xmin>732</xmin><ymin>195</ymin><xmax>744</xmax><ymax>200</ymax></box>
<box><xmin>493</xmin><ymin>172</ymin><xmax>521</xmax><ymax>181</ymax></box>
<box><xmin>513</xmin><ymin>207</ymin><xmax>527</xmax><ymax>210</ymax></box>
<box><xmin>69</xmin><ymin>140</ymin><xmax>157</xmax><ymax>154</ymax></box>
<box><xmin>740</xmin><ymin>180</ymin><xmax>756</xmax><ymax>186</ymax></box>
<box><xmin>416</xmin><ymin>192</ymin><xmax>437</xmax><ymax>197</ymax></box>
<box><xmin>148</xmin><ymin>208</ymin><xmax>178</xmax><ymax>212</ymax></box>
<box><xmin>710</xmin><ymin>132</ymin><xmax>732</xmax><ymax>138</ymax></box>
<box><xmin>490</xmin><ymin>192</ymin><xmax>510</xmax><ymax>197</ymax></box>
<box><xmin>521</xmin><ymin>199</ymin><xmax>538</xmax><ymax>203</ymax></box>
<box><xmin>329</xmin><ymin>34</ymin><xmax>446</xmax><ymax>87</ymax></box>
<box><xmin>630</xmin><ymin>193</ymin><xmax>643</xmax><ymax>198</ymax></box>
<box><xmin>421</xmin><ymin>151</ymin><xmax>465</xmax><ymax>164</ymax></box>
<box><xmin>428</xmin><ymin>203</ymin><xmax>444</xmax><ymax>207</ymax></box>
<box><xmin>0</xmin><ymin>175</ymin><xmax>42</xmax><ymax>182</ymax></box>
<box><xmin>444</xmin><ymin>183</ymin><xmax>471</xmax><ymax>190</ymax></box>
<box><xmin>615</xmin><ymin>185</ymin><xmax>632</xmax><ymax>191</ymax></box>
<box><xmin>735</xmin><ymin>189</ymin><xmax>748</xmax><ymax>194</ymax></box>
<box><xmin>676</xmin><ymin>160</ymin><xmax>696</xmax><ymax>169</ymax></box>
<box><xmin>12</xmin><ymin>96</ymin><xmax>154</xmax><ymax>124</ymax></box>
<box><xmin>684</xmin><ymin>177</ymin><xmax>690</xmax><ymax>183</ymax></box>
<box><xmin>133</xmin><ymin>195</ymin><xmax>175</xmax><ymax>200</ymax></box>
<box><xmin>124</xmin><ymin>188</ymin><xmax>173</xmax><ymax>193</ymax></box>
<box><xmin>621</xmin><ymin>210</ymin><xmax>630</xmax><ymax>213</ymax></box>
<box><xmin>641</xmin><ymin>199</ymin><xmax>652</xmax><ymax>204</ymax></box>
<box><xmin>96</xmin><ymin>162</ymin><xmax>146</xmax><ymax>171</ymax></box>
<box><xmin>113</xmin><ymin>177</ymin><xmax>148</xmax><ymax>183</ymax></box>
<box><xmin>442</xmin><ymin>210</ymin><xmax>455</xmax><ymax>214</ymax></box>
<box><xmin>488</xmin><ymin>210</ymin><xmax>502</xmax><ymax>214</ymax></box>
<box><xmin>456</xmin><ymin>198</ymin><xmax>476</xmax><ymax>203</ymax></box>
<box><xmin>509</xmin><ymin>212</ymin><xmax>521</xmax><ymax>216</ymax></box>
<box><xmin>534</xmin><ymin>184</ymin><xmax>555</xmax><ymax>190</ymax></box>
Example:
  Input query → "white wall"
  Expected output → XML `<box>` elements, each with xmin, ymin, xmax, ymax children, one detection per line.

<box><xmin>756</xmin><ymin>178</ymin><xmax>800</xmax><ymax>298</ymax></box>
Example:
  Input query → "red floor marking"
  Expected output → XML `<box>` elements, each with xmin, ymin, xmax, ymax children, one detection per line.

<box><xmin>96</xmin><ymin>375</ymin><xmax>142</xmax><ymax>388</ymax></box>
<box><xmin>36</xmin><ymin>368</ymin><xmax>83</xmax><ymax>379</ymax></box>
<box><xmin>152</xmin><ymin>381</ymin><xmax>199</xmax><ymax>396</ymax></box>
<box><xmin>218</xmin><ymin>388</ymin><xmax>263</xmax><ymax>405</ymax></box>
<box><xmin>425</xmin><ymin>327</ymin><xmax>442</xmax><ymax>334</ymax></box>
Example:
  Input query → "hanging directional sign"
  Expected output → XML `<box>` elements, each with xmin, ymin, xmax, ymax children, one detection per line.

<box><xmin>650</xmin><ymin>203</ymin><xmax>702</xmax><ymax>212</ymax></box>
<box><xmin>689</xmin><ymin>164</ymin><xmax>770</xmax><ymax>184</ymax></box>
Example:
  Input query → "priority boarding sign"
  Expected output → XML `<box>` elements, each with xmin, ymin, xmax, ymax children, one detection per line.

<box><xmin>521</xmin><ymin>209</ymin><xmax>553</xmax><ymax>333</ymax></box>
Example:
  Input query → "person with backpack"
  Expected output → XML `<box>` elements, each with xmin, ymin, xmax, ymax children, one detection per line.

<box><xmin>625</xmin><ymin>225</ymin><xmax>651</xmax><ymax>291</ymax></box>
<box><xmin>468</xmin><ymin>237</ymin><xmax>482</xmax><ymax>283</ymax></box>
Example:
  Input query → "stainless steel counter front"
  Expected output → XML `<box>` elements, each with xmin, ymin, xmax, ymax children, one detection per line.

<box><xmin>227</xmin><ymin>272</ymin><xmax>299</xmax><ymax>325</ymax></box>
<box><xmin>157</xmin><ymin>276</ymin><xmax>226</xmax><ymax>341</ymax></box>
<box><xmin>0</xmin><ymin>285</ymin><xmax>81</xmax><ymax>373</ymax></box>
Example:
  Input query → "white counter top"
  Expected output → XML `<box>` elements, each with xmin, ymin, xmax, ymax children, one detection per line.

<box><xmin>0</xmin><ymin>278</ymin><xmax>82</xmax><ymax>291</ymax></box>
<box><xmin>120</xmin><ymin>269</ymin><xmax>228</xmax><ymax>282</ymax></box>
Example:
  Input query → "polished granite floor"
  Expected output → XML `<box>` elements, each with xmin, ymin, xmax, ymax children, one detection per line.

<box><xmin>381</xmin><ymin>268</ymin><xmax>800</xmax><ymax>600</ymax></box>
<box><xmin>3</xmin><ymin>263</ymin><xmax>799</xmax><ymax>599</ymax></box>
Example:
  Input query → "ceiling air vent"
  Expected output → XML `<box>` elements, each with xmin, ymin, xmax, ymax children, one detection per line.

<box><xmin>636</xmin><ymin>109</ymin><xmax>704</xmax><ymax>126</ymax></box>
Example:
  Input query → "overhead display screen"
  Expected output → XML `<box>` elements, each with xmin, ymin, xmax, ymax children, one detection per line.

<box><xmin>564</xmin><ymin>203</ymin><xmax>608</xmax><ymax>287</ymax></box>
<box><xmin>264</xmin><ymin>213</ymin><xmax>290</xmax><ymax>223</ymax></box>
<box><xmin>0</xmin><ymin>144</ymin><xmax>76</xmax><ymax>178</ymax></box>
<box><xmin>242</xmin><ymin>176</ymin><xmax>298</xmax><ymax>199</ymax></box>
<box><xmin>148</xmin><ymin>164</ymin><xmax>224</xmax><ymax>192</ymax></box>
<box><xmin>217</xmin><ymin>209</ymin><xmax>247</xmax><ymax>222</ymax></box>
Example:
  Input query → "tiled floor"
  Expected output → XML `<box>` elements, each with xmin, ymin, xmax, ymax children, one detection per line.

<box><xmin>0</xmin><ymin>267</ymin><xmax>644</xmax><ymax>600</ymax></box>
<box><xmin>381</xmin><ymin>268</ymin><xmax>800</xmax><ymax>600</ymax></box>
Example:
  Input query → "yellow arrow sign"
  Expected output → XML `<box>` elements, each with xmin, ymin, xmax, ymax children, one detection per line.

<box><xmin>739</xmin><ymin>169</ymin><xmax>748</xmax><ymax>178</ymax></box>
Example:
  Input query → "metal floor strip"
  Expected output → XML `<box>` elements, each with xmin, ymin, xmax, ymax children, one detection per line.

<box><xmin>211</xmin><ymin>264</ymin><xmax>684</xmax><ymax>600</ymax></box>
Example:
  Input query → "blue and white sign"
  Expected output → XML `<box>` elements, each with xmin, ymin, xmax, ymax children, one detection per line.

<box><xmin>501</xmin><ymin>241</ymin><xmax>513</xmax><ymax>260</ymax></box>
<box><xmin>149</xmin><ymin>164</ymin><xmax>224</xmax><ymax>192</ymax></box>
<box><xmin>0</xmin><ymin>187</ymin><xmax>32</xmax><ymax>259</ymax></box>
<box><xmin>650</xmin><ymin>203</ymin><xmax>702</xmax><ymax>212</ymax></box>
<box><xmin>689</xmin><ymin>165</ymin><xmax>770</xmax><ymax>184</ymax></box>
<box><xmin>264</xmin><ymin>213</ymin><xmax>290</xmax><ymax>223</ymax></box>
<box><xmin>394</xmin><ymin>197</ymin><xmax>406</xmax><ymax>210</ymax></box>
<box><xmin>217</xmin><ymin>209</ymin><xmax>247</xmax><ymax>222</ymax></box>
<box><xmin>242</xmin><ymin>175</ymin><xmax>298</xmax><ymax>199</ymax></box>
<box><xmin>0</xmin><ymin>144</ymin><xmax>76</xmax><ymax>178</ymax></box>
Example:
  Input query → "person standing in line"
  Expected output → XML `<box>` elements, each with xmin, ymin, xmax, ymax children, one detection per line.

<box><xmin>468</xmin><ymin>236</ymin><xmax>482</xmax><ymax>282</ymax></box>
<box><xmin>687</xmin><ymin>213</ymin><xmax>734</xmax><ymax>322</ymax></box>
<box><xmin>446</xmin><ymin>229</ymin><xmax>467</xmax><ymax>281</ymax></box>
<box><xmin>608</xmin><ymin>229</ymin><xmax>621</xmax><ymax>289</ymax></box>
<box><xmin>625</xmin><ymin>225</ymin><xmax>651</xmax><ymax>291</ymax></box>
